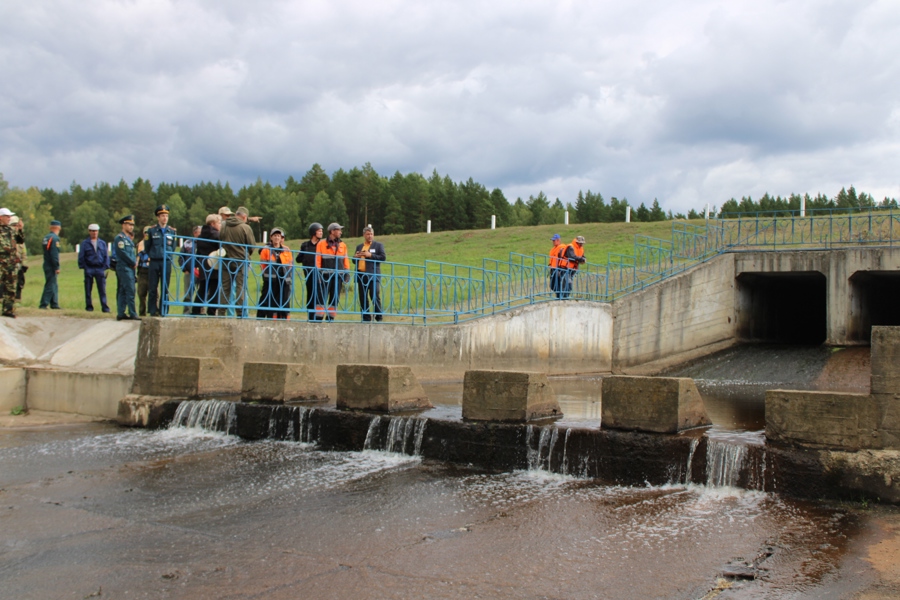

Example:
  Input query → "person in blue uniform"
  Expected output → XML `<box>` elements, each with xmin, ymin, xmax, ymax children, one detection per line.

<box><xmin>77</xmin><ymin>223</ymin><xmax>110</xmax><ymax>312</ymax></box>
<box><xmin>114</xmin><ymin>215</ymin><xmax>140</xmax><ymax>321</ymax></box>
<box><xmin>144</xmin><ymin>204</ymin><xmax>177</xmax><ymax>316</ymax></box>
<box><xmin>39</xmin><ymin>220</ymin><xmax>62</xmax><ymax>309</ymax></box>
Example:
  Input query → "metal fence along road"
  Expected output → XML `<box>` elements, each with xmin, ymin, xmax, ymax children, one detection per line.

<box><xmin>159</xmin><ymin>208</ymin><xmax>900</xmax><ymax>323</ymax></box>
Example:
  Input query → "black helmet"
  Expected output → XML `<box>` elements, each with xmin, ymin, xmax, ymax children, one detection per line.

<box><xmin>308</xmin><ymin>222</ymin><xmax>323</xmax><ymax>238</ymax></box>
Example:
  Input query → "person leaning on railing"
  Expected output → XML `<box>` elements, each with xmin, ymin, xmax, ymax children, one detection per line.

<box><xmin>548</xmin><ymin>233</ymin><xmax>567</xmax><ymax>299</ymax></box>
<box><xmin>219</xmin><ymin>206</ymin><xmax>256</xmax><ymax>318</ymax></box>
<box><xmin>314</xmin><ymin>223</ymin><xmax>350</xmax><ymax>322</ymax></box>
<box><xmin>560</xmin><ymin>236</ymin><xmax>586</xmax><ymax>299</ymax></box>
<box><xmin>297</xmin><ymin>222</ymin><xmax>324</xmax><ymax>321</ymax></box>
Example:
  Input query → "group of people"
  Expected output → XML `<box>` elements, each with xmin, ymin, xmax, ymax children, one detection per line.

<box><xmin>548</xmin><ymin>233</ymin><xmax>587</xmax><ymax>299</ymax></box>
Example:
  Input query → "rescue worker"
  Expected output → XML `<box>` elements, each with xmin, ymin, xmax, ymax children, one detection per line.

<box><xmin>298</xmin><ymin>222</ymin><xmax>323</xmax><ymax>321</ymax></box>
<box><xmin>77</xmin><ymin>223</ymin><xmax>110</xmax><ymax>312</ymax></box>
<box><xmin>144</xmin><ymin>204</ymin><xmax>177</xmax><ymax>316</ymax></box>
<box><xmin>354</xmin><ymin>226</ymin><xmax>386</xmax><ymax>321</ymax></box>
<box><xmin>114</xmin><ymin>215</ymin><xmax>140</xmax><ymax>321</ymax></box>
<box><xmin>39</xmin><ymin>220</ymin><xmax>62</xmax><ymax>309</ymax></box>
<box><xmin>314</xmin><ymin>223</ymin><xmax>350</xmax><ymax>321</ymax></box>
<box><xmin>0</xmin><ymin>207</ymin><xmax>25</xmax><ymax>318</ymax></box>
<box><xmin>548</xmin><ymin>233</ymin><xmax>567</xmax><ymax>299</ymax></box>
<box><xmin>9</xmin><ymin>216</ymin><xmax>27</xmax><ymax>301</ymax></box>
<box><xmin>257</xmin><ymin>227</ymin><xmax>293</xmax><ymax>319</ymax></box>
<box><xmin>136</xmin><ymin>231</ymin><xmax>150</xmax><ymax>316</ymax></box>
<box><xmin>560</xmin><ymin>235</ymin><xmax>586</xmax><ymax>299</ymax></box>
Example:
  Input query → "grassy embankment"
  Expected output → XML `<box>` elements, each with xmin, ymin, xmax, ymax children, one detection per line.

<box><xmin>14</xmin><ymin>220</ymin><xmax>696</xmax><ymax>318</ymax></box>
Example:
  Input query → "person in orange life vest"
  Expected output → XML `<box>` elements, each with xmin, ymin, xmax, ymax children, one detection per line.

<box><xmin>314</xmin><ymin>223</ymin><xmax>350</xmax><ymax>321</ymax></box>
<box><xmin>354</xmin><ymin>226</ymin><xmax>386</xmax><ymax>322</ymax></box>
<box><xmin>560</xmin><ymin>235</ymin><xmax>586</xmax><ymax>299</ymax></box>
<box><xmin>548</xmin><ymin>233</ymin><xmax>569</xmax><ymax>299</ymax></box>
<box><xmin>257</xmin><ymin>227</ymin><xmax>293</xmax><ymax>320</ymax></box>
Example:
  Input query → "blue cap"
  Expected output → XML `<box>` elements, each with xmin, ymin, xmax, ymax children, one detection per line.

<box><xmin>155</xmin><ymin>204</ymin><xmax>170</xmax><ymax>215</ymax></box>
<box><xmin>50</xmin><ymin>220</ymin><xmax>62</xmax><ymax>227</ymax></box>
<box><xmin>551</xmin><ymin>234</ymin><xmax>561</xmax><ymax>241</ymax></box>
<box><xmin>118</xmin><ymin>214</ymin><xmax>135</xmax><ymax>225</ymax></box>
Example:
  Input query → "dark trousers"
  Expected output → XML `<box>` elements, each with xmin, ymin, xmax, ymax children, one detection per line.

<box><xmin>137</xmin><ymin>268</ymin><xmax>149</xmax><ymax>316</ymax></box>
<box><xmin>549</xmin><ymin>268</ymin><xmax>564</xmax><ymax>299</ymax></box>
<box><xmin>147</xmin><ymin>261</ymin><xmax>171</xmax><ymax>316</ymax></box>
<box><xmin>318</xmin><ymin>271</ymin><xmax>343</xmax><ymax>321</ymax></box>
<box><xmin>84</xmin><ymin>268</ymin><xmax>109</xmax><ymax>311</ymax></box>
<box><xmin>192</xmin><ymin>273</ymin><xmax>220</xmax><ymax>315</ymax></box>
<box><xmin>304</xmin><ymin>269</ymin><xmax>320</xmax><ymax>320</ymax></box>
<box><xmin>116</xmin><ymin>267</ymin><xmax>137</xmax><ymax>318</ymax></box>
<box><xmin>559</xmin><ymin>269</ymin><xmax>574</xmax><ymax>299</ymax></box>
<box><xmin>40</xmin><ymin>266</ymin><xmax>59</xmax><ymax>308</ymax></box>
<box><xmin>257</xmin><ymin>276</ymin><xmax>291</xmax><ymax>319</ymax></box>
<box><xmin>15</xmin><ymin>265</ymin><xmax>26</xmax><ymax>300</ymax></box>
<box><xmin>356</xmin><ymin>271</ymin><xmax>382</xmax><ymax>321</ymax></box>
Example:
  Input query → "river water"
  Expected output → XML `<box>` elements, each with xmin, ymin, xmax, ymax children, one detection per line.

<box><xmin>0</xmin><ymin>344</ymin><xmax>892</xmax><ymax>598</ymax></box>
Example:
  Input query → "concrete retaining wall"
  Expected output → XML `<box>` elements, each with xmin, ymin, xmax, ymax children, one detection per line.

<box><xmin>133</xmin><ymin>301</ymin><xmax>614</xmax><ymax>395</ymax></box>
<box><xmin>27</xmin><ymin>370</ymin><xmax>133</xmax><ymax>419</ymax></box>
<box><xmin>0</xmin><ymin>368</ymin><xmax>26</xmax><ymax>412</ymax></box>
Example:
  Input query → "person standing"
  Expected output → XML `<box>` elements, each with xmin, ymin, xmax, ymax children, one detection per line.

<box><xmin>179</xmin><ymin>225</ymin><xmax>201</xmax><ymax>314</ymax></box>
<box><xmin>0</xmin><ymin>207</ymin><xmax>25</xmax><ymax>318</ymax></box>
<box><xmin>354</xmin><ymin>226</ymin><xmax>386</xmax><ymax>322</ymax></box>
<box><xmin>219</xmin><ymin>206</ymin><xmax>256</xmax><ymax>318</ymax></box>
<box><xmin>548</xmin><ymin>233</ymin><xmax>567</xmax><ymax>299</ymax></box>
<box><xmin>315</xmin><ymin>223</ymin><xmax>350</xmax><ymax>321</ymax></box>
<box><xmin>297</xmin><ymin>222</ymin><xmax>323</xmax><ymax>321</ymax></box>
<box><xmin>114</xmin><ymin>215</ymin><xmax>139</xmax><ymax>321</ymax></box>
<box><xmin>560</xmin><ymin>236</ymin><xmax>586</xmax><ymax>299</ymax></box>
<box><xmin>77</xmin><ymin>223</ymin><xmax>110</xmax><ymax>313</ymax></box>
<box><xmin>9</xmin><ymin>216</ymin><xmax>27</xmax><ymax>301</ymax></box>
<box><xmin>257</xmin><ymin>227</ymin><xmax>292</xmax><ymax>319</ymax></box>
<box><xmin>193</xmin><ymin>214</ymin><xmax>221</xmax><ymax>316</ymax></box>
<box><xmin>144</xmin><ymin>205</ymin><xmax>177</xmax><ymax>316</ymax></box>
<box><xmin>136</xmin><ymin>234</ymin><xmax>150</xmax><ymax>316</ymax></box>
<box><xmin>39</xmin><ymin>220</ymin><xmax>62</xmax><ymax>309</ymax></box>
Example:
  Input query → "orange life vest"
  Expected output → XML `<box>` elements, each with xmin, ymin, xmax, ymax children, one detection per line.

<box><xmin>549</xmin><ymin>244</ymin><xmax>567</xmax><ymax>268</ymax></box>
<box><xmin>565</xmin><ymin>241</ymin><xmax>584</xmax><ymax>270</ymax></box>
<box><xmin>315</xmin><ymin>238</ymin><xmax>350</xmax><ymax>270</ymax></box>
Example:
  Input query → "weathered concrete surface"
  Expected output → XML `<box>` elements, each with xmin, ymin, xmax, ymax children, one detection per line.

<box><xmin>766</xmin><ymin>390</ymin><xmax>873</xmax><ymax>450</ymax></box>
<box><xmin>601</xmin><ymin>375</ymin><xmax>710</xmax><ymax>433</ymax></box>
<box><xmin>241</xmin><ymin>362</ymin><xmax>327</xmax><ymax>403</ymax></box>
<box><xmin>26</xmin><ymin>370</ymin><xmax>133</xmax><ymax>419</ymax></box>
<box><xmin>0</xmin><ymin>367</ymin><xmax>26</xmax><ymax>412</ymax></box>
<box><xmin>336</xmin><ymin>364</ymin><xmax>431</xmax><ymax>412</ymax></box>
<box><xmin>872</xmin><ymin>326</ymin><xmax>900</xmax><ymax>395</ymax></box>
<box><xmin>116</xmin><ymin>394</ymin><xmax>181</xmax><ymax>427</ymax></box>
<box><xmin>612</xmin><ymin>253</ymin><xmax>735</xmax><ymax>370</ymax></box>
<box><xmin>461</xmin><ymin>370</ymin><xmax>561</xmax><ymax>422</ymax></box>
<box><xmin>132</xmin><ymin>355</ymin><xmax>227</xmax><ymax>398</ymax></box>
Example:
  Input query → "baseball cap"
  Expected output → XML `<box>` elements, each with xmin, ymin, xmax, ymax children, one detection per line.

<box><xmin>0</xmin><ymin>208</ymin><xmax>13</xmax><ymax>217</ymax></box>
<box><xmin>551</xmin><ymin>234</ymin><xmax>561</xmax><ymax>241</ymax></box>
<box><xmin>88</xmin><ymin>223</ymin><xmax>100</xmax><ymax>231</ymax></box>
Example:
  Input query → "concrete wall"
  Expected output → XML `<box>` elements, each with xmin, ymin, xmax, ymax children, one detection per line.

<box><xmin>133</xmin><ymin>301</ymin><xmax>615</xmax><ymax>395</ymax></box>
<box><xmin>611</xmin><ymin>253</ymin><xmax>736</xmax><ymax>369</ymax></box>
<box><xmin>0</xmin><ymin>367</ymin><xmax>26</xmax><ymax>412</ymax></box>
<box><xmin>27</xmin><ymin>370</ymin><xmax>133</xmax><ymax>419</ymax></box>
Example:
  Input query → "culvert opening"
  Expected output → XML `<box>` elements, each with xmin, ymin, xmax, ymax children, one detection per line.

<box><xmin>735</xmin><ymin>272</ymin><xmax>827</xmax><ymax>344</ymax></box>
<box><xmin>848</xmin><ymin>271</ymin><xmax>900</xmax><ymax>343</ymax></box>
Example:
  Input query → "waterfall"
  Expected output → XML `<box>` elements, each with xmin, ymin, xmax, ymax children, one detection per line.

<box><xmin>705</xmin><ymin>439</ymin><xmax>747</xmax><ymax>488</ymax></box>
<box><xmin>171</xmin><ymin>400</ymin><xmax>236</xmax><ymax>434</ymax></box>
<box><xmin>363</xmin><ymin>416</ymin><xmax>427</xmax><ymax>455</ymax></box>
<box><xmin>527</xmin><ymin>425</ymin><xmax>560</xmax><ymax>472</ymax></box>
<box><xmin>266</xmin><ymin>406</ymin><xmax>317</xmax><ymax>443</ymax></box>
<box><xmin>684</xmin><ymin>438</ymin><xmax>699</xmax><ymax>484</ymax></box>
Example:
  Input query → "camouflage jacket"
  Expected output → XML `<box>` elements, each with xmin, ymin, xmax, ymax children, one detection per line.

<box><xmin>0</xmin><ymin>224</ymin><xmax>25</xmax><ymax>262</ymax></box>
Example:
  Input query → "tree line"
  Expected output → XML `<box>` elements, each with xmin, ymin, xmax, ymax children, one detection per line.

<box><xmin>718</xmin><ymin>187</ymin><xmax>898</xmax><ymax>217</ymax></box>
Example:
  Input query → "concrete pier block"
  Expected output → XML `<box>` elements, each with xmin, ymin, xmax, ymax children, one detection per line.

<box><xmin>117</xmin><ymin>394</ymin><xmax>181</xmax><ymax>428</ymax></box>
<box><xmin>336</xmin><ymin>364</ymin><xmax>431</xmax><ymax>412</ymax></box>
<box><xmin>462</xmin><ymin>370</ymin><xmax>561</xmax><ymax>422</ymax></box>
<box><xmin>133</xmin><ymin>356</ymin><xmax>226</xmax><ymax>398</ymax></box>
<box><xmin>601</xmin><ymin>376</ymin><xmax>710</xmax><ymax>433</ymax></box>
<box><xmin>241</xmin><ymin>363</ymin><xmax>327</xmax><ymax>404</ymax></box>
<box><xmin>871</xmin><ymin>326</ymin><xmax>900</xmax><ymax>395</ymax></box>
<box><xmin>0</xmin><ymin>367</ymin><xmax>26</xmax><ymax>412</ymax></box>
<box><xmin>766</xmin><ymin>390</ymin><xmax>870</xmax><ymax>450</ymax></box>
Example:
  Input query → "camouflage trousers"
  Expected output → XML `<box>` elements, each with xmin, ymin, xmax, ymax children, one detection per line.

<box><xmin>0</xmin><ymin>258</ymin><xmax>16</xmax><ymax>314</ymax></box>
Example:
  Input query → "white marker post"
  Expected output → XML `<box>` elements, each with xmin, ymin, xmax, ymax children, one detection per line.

<box><xmin>262</xmin><ymin>231</ymin><xmax>268</xmax><ymax>244</ymax></box>
<box><xmin>705</xmin><ymin>203</ymin><xmax>710</xmax><ymax>220</ymax></box>
<box><xmin>491</xmin><ymin>215</ymin><xmax>496</xmax><ymax>230</ymax></box>
<box><xmin>427</xmin><ymin>220</ymin><xmax>431</xmax><ymax>234</ymax></box>
<box><xmin>625</xmin><ymin>206</ymin><xmax>631</xmax><ymax>223</ymax></box>
<box><xmin>800</xmin><ymin>196</ymin><xmax>806</xmax><ymax>217</ymax></box>
<box><xmin>565</xmin><ymin>210</ymin><xmax>569</xmax><ymax>225</ymax></box>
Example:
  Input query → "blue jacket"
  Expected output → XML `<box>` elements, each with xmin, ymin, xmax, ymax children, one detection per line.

<box><xmin>78</xmin><ymin>237</ymin><xmax>109</xmax><ymax>271</ymax></box>
<box><xmin>144</xmin><ymin>224</ymin><xmax>176</xmax><ymax>261</ymax></box>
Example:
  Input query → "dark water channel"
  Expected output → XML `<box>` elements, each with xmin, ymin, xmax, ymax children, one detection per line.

<box><xmin>0</xmin><ymin>344</ymin><xmax>884</xmax><ymax>598</ymax></box>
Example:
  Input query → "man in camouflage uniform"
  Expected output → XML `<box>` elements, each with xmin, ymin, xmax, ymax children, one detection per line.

<box><xmin>10</xmin><ymin>215</ymin><xmax>27</xmax><ymax>300</ymax></box>
<box><xmin>0</xmin><ymin>207</ymin><xmax>25</xmax><ymax>318</ymax></box>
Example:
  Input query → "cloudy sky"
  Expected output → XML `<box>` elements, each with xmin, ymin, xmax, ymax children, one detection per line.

<box><xmin>1</xmin><ymin>0</ymin><xmax>898</xmax><ymax>213</ymax></box>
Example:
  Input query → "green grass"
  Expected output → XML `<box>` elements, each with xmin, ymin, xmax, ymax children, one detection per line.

<box><xmin>14</xmin><ymin>220</ymin><xmax>700</xmax><ymax>317</ymax></box>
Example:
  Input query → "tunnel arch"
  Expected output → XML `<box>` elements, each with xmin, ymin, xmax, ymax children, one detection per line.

<box><xmin>848</xmin><ymin>270</ymin><xmax>900</xmax><ymax>343</ymax></box>
<box><xmin>735</xmin><ymin>271</ymin><xmax>827</xmax><ymax>344</ymax></box>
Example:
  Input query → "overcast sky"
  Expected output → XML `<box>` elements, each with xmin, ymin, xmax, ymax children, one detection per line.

<box><xmin>1</xmin><ymin>0</ymin><xmax>898</xmax><ymax>213</ymax></box>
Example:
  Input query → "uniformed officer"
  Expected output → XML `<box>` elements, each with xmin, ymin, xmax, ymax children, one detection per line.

<box><xmin>39</xmin><ymin>219</ymin><xmax>62</xmax><ymax>309</ymax></box>
<box><xmin>145</xmin><ymin>205</ymin><xmax>177</xmax><ymax>316</ymax></box>
<box><xmin>114</xmin><ymin>215</ymin><xmax>140</xmax><ymax>321</ymax></box>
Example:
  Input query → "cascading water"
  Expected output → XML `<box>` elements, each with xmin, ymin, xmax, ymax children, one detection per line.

<box><xmin>362</xmin><ymin>416</ymin><xmax>427</xmax><ymax>455</ymax></box>
<box><xmin>171</xmin><ymin>400</ymin><xmax>236</xmax><ymax>433</ymax></box>
<box><xmin>526</xmin><ymin>425</ymin><xmax>562</xmax><ymax>472</ymax></box>
<box><xmin>705</xmin><ymin>439</ymin><xmax>748</xmax><ymax>488</ymax></box>
<box><xmin>266</xmin><ymin>405</ymin><xmax>317</xmax><ymax>443</ymax></box>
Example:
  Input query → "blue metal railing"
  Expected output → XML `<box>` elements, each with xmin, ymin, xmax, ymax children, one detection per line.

<box><xmin>160</xmin><ymin>208</ymin><xmax>900</xmax><ymax>322</ymax></box>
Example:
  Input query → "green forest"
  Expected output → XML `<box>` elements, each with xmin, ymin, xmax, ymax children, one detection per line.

<box><xmin>0</xmin><ymin>165</ymin><xmax>896</xmax><ymax>255</ymax></box>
